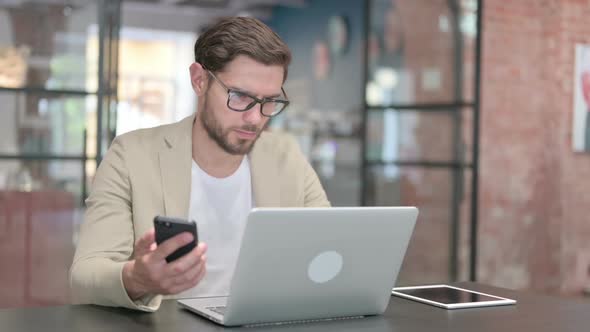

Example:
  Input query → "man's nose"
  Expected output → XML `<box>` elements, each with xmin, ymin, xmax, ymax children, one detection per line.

<box><xmin>243</xmin><ymin>102</ymin><xmax>264</xmax><ymax>124</ymax></box>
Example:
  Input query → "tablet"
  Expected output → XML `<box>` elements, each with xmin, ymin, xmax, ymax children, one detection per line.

<box><xmin>391</xmin><ymin>284</ymin><xmax>516</xmax><ymax>309</ymax></box>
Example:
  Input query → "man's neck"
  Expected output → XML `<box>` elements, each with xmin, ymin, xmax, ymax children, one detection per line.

<box><xmin>191</xmin><ymin>119</ymin><xmax>244</xmax><ymax>178</ymax></box>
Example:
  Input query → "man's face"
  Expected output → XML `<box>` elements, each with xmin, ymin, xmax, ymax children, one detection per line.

<box><xmin>199</xmin><ymin>56</ymin><xmax>284</xmax><ymax>155</ymax></box>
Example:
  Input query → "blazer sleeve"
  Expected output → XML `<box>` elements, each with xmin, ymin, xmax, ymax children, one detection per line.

<box><xmin>69</xmin><ymin>137</ymin><xmax>162</xmax><ymax>311</ymax></box>
<box><xmin>288</xmin><ymin>136</ymin><xmax>331</xmax><ymax>208</ymax></box>
<box><xmin>302</xmin><ymin>159</ymin><xmax>331</xmax><ymax>207</ymax></box>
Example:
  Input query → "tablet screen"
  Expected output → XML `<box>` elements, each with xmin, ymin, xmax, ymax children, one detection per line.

<box><xmin>394</xmin><ymin>286</ymin><xmax>503</xmax><ymax>304</ymax></box>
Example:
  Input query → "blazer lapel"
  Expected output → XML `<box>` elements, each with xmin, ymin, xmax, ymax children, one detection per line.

<box><xmin>249</xmin><ymin>134</ymin><xmax>281</xmax><ymax>207</ymax></box>
<box><xmin>159</xmin><ymin>115</ymin><xmax>194</xmax><ymax>218</ymax></box>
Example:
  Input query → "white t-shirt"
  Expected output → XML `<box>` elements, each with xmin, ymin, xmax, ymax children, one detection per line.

<box><xmin>177</xmin><ymin>156</ymin><xmax>252</xmax><ymax>298</ymax></box>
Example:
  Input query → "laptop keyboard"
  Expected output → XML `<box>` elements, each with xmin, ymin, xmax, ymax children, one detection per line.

<box><xmin>207</xmin><ymin>306</ymin><xmax>226</xmax><ymax>315</ymax></box>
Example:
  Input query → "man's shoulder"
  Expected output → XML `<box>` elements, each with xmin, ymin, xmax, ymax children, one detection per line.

<box><xmin>112</xmin><ymin>116</ymin><xmax>192</xmax><ymax>149</ymax></box>
<box><xmin>255</xmin><ymin>130</ymin><xmax>301</xmax><ymax>156</ymax></box>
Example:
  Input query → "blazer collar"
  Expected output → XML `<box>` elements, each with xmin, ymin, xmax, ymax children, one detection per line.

<box><xmin>159</xmin><ymin>114</ymin><xmax>194</xmax><ymax>218</ymax></box>
<box><xmin>249</xmin><ymin>132</ymin><xmax>281</xmax><ymax>207</ymax></box>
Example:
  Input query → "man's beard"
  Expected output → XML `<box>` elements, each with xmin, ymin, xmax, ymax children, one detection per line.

<box><xmin>200</xmin><ymin>97</ymin><xmax>265</xmax><ymax>155</ymax></box>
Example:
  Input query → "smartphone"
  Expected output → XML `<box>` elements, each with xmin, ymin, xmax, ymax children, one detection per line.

<box><xmin>153</xmin><ymin>216</ymin><xmax>198</xmax><ymax>263</ymax></box>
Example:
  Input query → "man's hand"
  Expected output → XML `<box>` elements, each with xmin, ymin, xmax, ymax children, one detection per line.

<box><xmin>122</xmin><ymin>228</ymin><xmax>207</xmax><ymax>300</ymax></box>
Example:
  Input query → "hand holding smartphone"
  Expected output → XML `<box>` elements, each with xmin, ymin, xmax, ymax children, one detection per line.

<box><xmin>153</xmin><ymin>216</ymin><xmax>198</xmax><ymax>263</ymax></box>
<box><xmin>123</xmin><ymin>216</ymin><xmax>205</xmax><ymax>299</ymax></box>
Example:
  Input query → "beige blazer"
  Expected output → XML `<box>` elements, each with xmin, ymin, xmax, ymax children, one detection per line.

<box><xmin>70</xmin><ymin>114</ymin><xmax>330</xmax><ymax>311</ymax></box>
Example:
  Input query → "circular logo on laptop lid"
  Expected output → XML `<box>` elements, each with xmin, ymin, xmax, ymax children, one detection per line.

<box><xmin>307</xmin><ymin>251</ymin><xmax>343</xmax><ymax>283</ymax></box>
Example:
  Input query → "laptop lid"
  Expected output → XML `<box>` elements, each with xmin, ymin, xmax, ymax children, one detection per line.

<box><xmin>218</xmin><ymin>207</ymin><xmax>418</xmax><ymax>326</ymax></box>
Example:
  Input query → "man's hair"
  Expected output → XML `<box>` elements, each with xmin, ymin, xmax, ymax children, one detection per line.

<box><xmin>194</xmin><ymin>16</ymin><xmax>292</xmax><ymax>81</ymax></box>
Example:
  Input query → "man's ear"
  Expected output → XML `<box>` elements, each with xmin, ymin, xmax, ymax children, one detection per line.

<box><xmin>189</xmin><ymin>62</ymin><xmax>208</xmax><ymax>96</ymax></box>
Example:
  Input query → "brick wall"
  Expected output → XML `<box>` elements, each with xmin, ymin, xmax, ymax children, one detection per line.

<box><xmin>480</xmin><ymin>0</ymin><xmax>590</xmax><ymax>294</ymax></box>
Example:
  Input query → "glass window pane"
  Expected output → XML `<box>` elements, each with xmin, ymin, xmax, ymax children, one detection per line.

<box><xmin>0</xmin><ymin>2</ymin><xmax>99</xmax><ymax>91</ymax></box>
<box><xmin>367</xmin><ymin>0</ymin><xmax>477</xmax><ymax>105</ymax></box>
<box><xmin>0</xmin><ymin>92</ymin><xmax>94</xmax><ymax>156</ymax></box>
<box><xmin>366</xmin><ymin>108</ymin><xmax>473</xmax><ymax>163</ymax></box>
<box><xmin>460</xmin><ymin>0</ymin><xmax>478</xmax><ymax>103</ymax></box>
<box><xmin>317</xmin><ymin>165</ymin><xmax>362</xmax><ymax>207</ymax></box>
<box><xmin>365</xmin><ymin>165</ymin><xmax>472</xmax><ymax>284</ymax></box>
<box><xmin>311</xmin><ymin>137</ymin><xmax>362</xmax><ymax>206</ymax></box>
<box><xmin>115</xmin><ymin>25</ymin><xmax>196</xmax><ymax>134</ymax></box>
<box><xmin>0</xmin><ymin>160</ymin><xmax>84</xmax><ymax>308</ymax></box>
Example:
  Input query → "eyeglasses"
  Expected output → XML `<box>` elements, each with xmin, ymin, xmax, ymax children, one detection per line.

<box><xmin>207</xmin><ymin>70</ymin><xmax>290</xmax><ymax>117</ymax></box>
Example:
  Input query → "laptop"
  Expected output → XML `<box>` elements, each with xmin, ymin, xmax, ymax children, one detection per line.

<box><xmin>177</xmin><ymin>207</ymin><xmax>418</xmax><ymax>326</ymax></box>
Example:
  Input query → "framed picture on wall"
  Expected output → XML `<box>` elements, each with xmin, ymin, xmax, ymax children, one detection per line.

<box><xmin>572</xmin><ymin>44</ymin><xmax>590</xmax><ymax>152</ymax></box>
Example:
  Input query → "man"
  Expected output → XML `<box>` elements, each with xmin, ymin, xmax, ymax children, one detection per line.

<box><xmin>70</xmin><ymin>17</ymin><xmax>330</xmax><ymax>312</ymax></box>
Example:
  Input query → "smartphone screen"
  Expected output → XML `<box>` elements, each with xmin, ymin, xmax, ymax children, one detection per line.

<box><xmin>153</xmin><ymin>216</ymin><xmax>198</xmax><ymax>263</ymax></box>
